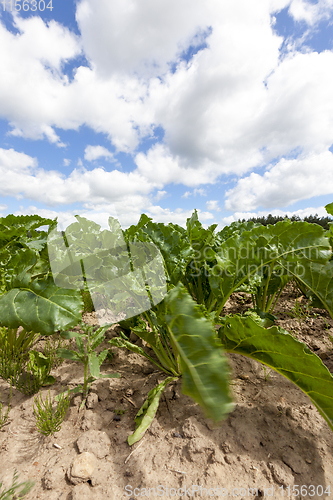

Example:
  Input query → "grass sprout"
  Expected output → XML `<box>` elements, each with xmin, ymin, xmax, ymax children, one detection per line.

<box><xmin>33</xmin><ymin>388</ymin><xmax>70</xmax><ymax>437</ymax></box>
<box><xmin>0</xmin><ymin>469</ymin><xmax>35</xmax><ymax>499</ymax></box>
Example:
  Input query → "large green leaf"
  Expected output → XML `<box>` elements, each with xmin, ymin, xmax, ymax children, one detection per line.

<box><xmin>0</xmin><ymin>251</ymin><xmax>82</xmax><ymax>336</ymax></box>
<box><xmin>164</xmin><ymin>284</ymin><xmax>234</xmax><ymax>422</ymax></box>
<box><xmin>219</xmin><ymin>315</ymin><xmax>333</xmax><ymax>431</ymax></box>
<box><xmin>214</xmin><ymin>220</ymin><xmax>261</xmax><ymax>248</ymax></box>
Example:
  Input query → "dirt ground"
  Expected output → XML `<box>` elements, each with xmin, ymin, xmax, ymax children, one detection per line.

<box><xmin>1</xmin><ymin>285</ymin><xmax>333</xmax><ymax>500</ymax></box>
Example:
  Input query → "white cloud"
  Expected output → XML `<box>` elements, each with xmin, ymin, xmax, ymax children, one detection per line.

<box><xmin>225</xmin><ymin>151</ymin><xmax>333</xmax><ymax>211</ymax></box>
<box><xmin>288</xmin><ymin>0</ymin><xmax>333</xmax><ymax>25</ymax></box>
<box><xmin>63</xmin><ymin>158</ymin><xmax>71</xmax><ymax>166</ymax></box>
<box><xmin>75</xmin><ymin>0</ymin><xmax>212</xmax><ymax>78</ymax></box>
<box><xmin>0</xmin><ymin>147</ymin><xmax>156</xmax><ymax>206</ymax></box>
<box><xmin>84</xmin><ymin>145</ymin><xmax>115</xmax><ymax>162</ymax></box>
<box><xmin>0</xmin><ymin>148</ymin><xmax>37</xmax><ymax>199</ymax></box>
<box><xmin>135</xmin><ymin>144</ymin><xmax>221</xmax><ymax>187</ymax></box>
<box><xmin>206</xmin><ymin>200</ymin><xmax>221</xmax><ymax>211</ymax></box>
<box><xmin>154</xmin><ymin>190</ymin><xmax>167</xmax><ymax>201</ymax></box>
<box><xmin>181</xmin><ymin>188</ymin><xmax>207</xmax><ymax>198</ymax></box>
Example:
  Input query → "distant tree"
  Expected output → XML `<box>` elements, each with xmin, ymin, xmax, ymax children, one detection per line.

<box><xmin>240</xmin><ymin>213</ymin><xmax>332</xmax><ymax>230</ymax></box>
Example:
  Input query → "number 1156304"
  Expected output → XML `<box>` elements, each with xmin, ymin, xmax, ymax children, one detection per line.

<box><xmin>2</xmin><ymin>0</ymin><xmax>53</xmax><ymax>12</ymax></box>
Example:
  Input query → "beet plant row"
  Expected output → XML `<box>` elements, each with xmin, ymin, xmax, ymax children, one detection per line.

<box><xmin>0</xmin><ymin>204</ymin><xmax>332</xmax><ymax>444</ymax></box>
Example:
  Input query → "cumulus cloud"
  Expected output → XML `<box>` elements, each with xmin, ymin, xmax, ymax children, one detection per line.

<box><xmin>288</xmin><ymin>0</ymin><xmax>333</xmax><ymax>25</ymax></box>
<box><xmin>0</xmin><ymin>147</ymin><xmax>156</xmax><ymax>206</ymax></box>
<box><xmin>225</xmin><ymin>151</ymin><xmax>333</xmax><ymax>211</ymax></box>
<box><xmin>206</xmin><ymin>200</ymin><xmax>221</xmax><ymax>211</ymax></box>
<box><xmin>0</xmin><ymin>148</ymin><xmax>38</xmax><ymax>199</ymax></box>
<box><xmin>84</xmin><ymin>145</ymin><xmax>115</xmax><ymax>162</ymax></box>
<box><xmin>75</xmin><ymin>0</ymin><xmax>212</xmax><ymax>78</ymax></box>
<box><xmin>154</xmin><ymin>190</ymin><xmax>167</xmax><ymax>201</ymax></box>
<box><xmin>182</xmin><ymin>188</ymin><xmax>207</xmax><ymax>198</ymax></box>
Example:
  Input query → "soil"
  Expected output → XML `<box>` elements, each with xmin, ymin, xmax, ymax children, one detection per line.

<box><xmin>1</xmin><ymin>284</ymin><xmax>333</xmax><ymax>500</ymax></box>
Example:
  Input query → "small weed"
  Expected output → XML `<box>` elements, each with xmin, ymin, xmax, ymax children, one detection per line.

<box><xmin>286</xmin><ymin>300</ymin><xmax>318</xmax><ymax>325</ymax></box>
<box><xmin>44</xmin><ymin>333</ymin><xmax>72</xmax><ymax>369</ymax></box>
<box><xmin>324</xmin><ymin>319</ymin><xmax>333</xmax><ymax>348</ymax></box>
<box><xmin>0</xmin><ymin>384</ymin><xmax>12</xmax><ymax>430</ymax></box>
<box><xmin>33</xmin><ymin>388</ymin><xmax>70</xmax><ymax>437</ymax></box>
<box><xmin>0</xmin><ymin>327</ymin><xmax>55</xmax><ymax>395</ymax></box>
<box><xmin>55</xmin><ymin>321</ymin><xmax>120</xmax><ymax>409</ymax></box>
<box><xmin>262</xmin><ymin>365</ymin><xmax>272</xmax><ymax>382</ymax></box>
<box><xmin>0</xmin><ymin>469</ymin><xmax>35</xmax><ymax>499</ymax></box>
<box><xmin>114</xmin><ymin>408</ymin><xmax>127</xmax><ymax>415</ymax></box>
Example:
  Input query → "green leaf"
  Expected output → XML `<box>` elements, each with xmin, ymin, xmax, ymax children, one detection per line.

<box><xmin>97</xmin><ymin>349</ymin><xmax>109</xmax><ymax>366</ymax></box>
<box><xmin>128</xmin><ymin>377</ymin><xmax>176</xmax><ymax>446</ymax></box>
<box><xmin>42</xmin><ymin>375</ymin><xmax>56</xmax><ymax>386</ymax></box>
<box><xmin>140</xmin><ymin>221</ymin><xmax>195</xmax><ymax>286</ymax></box>
<box><xmin>75</xmin><ymin>335</ymin><xmax>85</xmax><ymax>355</ymax></box>
<box><xmin>91</xmin><ymin>326</ymin><xmax>109</xmax><ymax>351</ymax></box>
<box><xmin>124</xmin><ymin>213</ymin><xmax>152</xmax><ymax>241</ymax></box>
<box><xmin>164</xmin><ymin>284</ymin><xmax>234</xmax><ymax>422</ymax></box>
<box><xmin>56</xmin><ymin>348</ymin><xmax>83</xmax><ymax>362</ymax></box>
<box><xmin>325</xmin><ymin>203</ymin><xmax>333</xmax><ymax>217</ymax></box>
<box><xmin>88</xmin><ymin>351</ymin><xmax>100</xmax><ymax>379</ymax></box>
<box><xmin>186</xmin><ymin>210</ymin><xmax>217</xmax><ymax>253</ymax></box>
<box><xmin>219</xmin><ymin>315</ymin><xmax>333</xmax><ymax>431</ymax></box>
<box><xmin>0</xmin><ymin>271</ymin><xmax>82</xmax><ymax>335</ymax></box>
<box><xmin>60</xmin><ymin>330</ymin><xmax>83</xmax><ymax>340</ymax></box>
<box><xmin>299</xmin><ymin>260</ymin><xmax>333</xmax><ymax>318</ymax></box>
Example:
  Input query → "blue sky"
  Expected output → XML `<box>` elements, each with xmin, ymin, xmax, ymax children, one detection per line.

<box><xmin>0</xmin><ymin>0</ymin><xmax>333</xmax><ymax>230</ymax></box>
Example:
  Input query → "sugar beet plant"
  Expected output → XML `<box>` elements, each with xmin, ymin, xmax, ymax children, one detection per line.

<box><xmin>111</xmin><ymin>203</ymin><xmax>333</xmax><ymax>444</ymax></box>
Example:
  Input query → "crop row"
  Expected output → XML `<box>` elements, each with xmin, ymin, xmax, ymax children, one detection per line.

<box><xmin>0</xmin><ymin>204</ymin><xmax>332</xmax><ymax>445</ymax></box>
